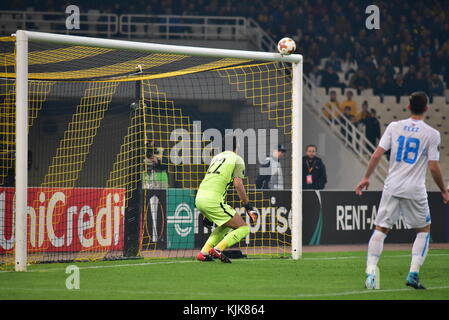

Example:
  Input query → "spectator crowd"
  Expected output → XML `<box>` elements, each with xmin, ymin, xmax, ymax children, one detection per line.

<box><xmin>2</xmin><ymin>0</ymin><xmax>448</xmax><ymax>98</ymax></box>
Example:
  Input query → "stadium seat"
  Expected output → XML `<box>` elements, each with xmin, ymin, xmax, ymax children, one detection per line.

<box><xmin>147</xmin><ymin>24</ymin><xmax>159</xmax><ymax>36</ymax></box>
<box><xmin>191</xmin><ymin>25</ymin><xmax>203</xmax><ymax>36</ymax></box>
<box><xmin>431</xmin><ymin>96</ymin><xmax>448</xmax><ymax>105</ymax></box>
<box><xmin>319</xmin><ymin>58</ymin><xmax>326</xmax><ymax>69</ymax></box>
<box><xmin>135</xmin><ymin>24</ymin><xmax>145</xmax><ymax>36</ymax></box>
<box><xmin>427</xmin><ymin>119</ymin><xmax>443</xmax><ymax>130</ymax></box>
<box><xmin>205</xmin><ymin>26</ymin><xmax>219</xmax><ymax>38</ymax></box>
<box><xmin>317</xmin><ymin>87</ymin><xmax>327</xmax><ymax>98</ymax></box>
<box><xmin>375</xmin><ymin>102</ymin><xmax>390</xmax><ymax>118</ymax></box>
<box><xmin>429</xmin><ymin>102</ymin><xmax>449</xmax><ymax>124</ymax></box>
<box><xmin>444</xmin><ymin>138</ymin><xmax>449</xmax><ymax>148</ymax></box>
<box><xmin>393</xmin><ymin>104</ymin><xmax>408</xmax><ymax>118</ymax></box>
<box><xmin>361</xmin><ymin>88</ymin><xmax>373</xmax><ymax>96</ymax></box>
<box><xmin>343</xmin><ymin>88</ymin><xmax>354</xmax><ymax>96</ymax></box>
<box><xmin>329</xmin><ymin>87</ymin><xmax>342</xmax><ymax>96</ymax></box>
<box><xmin>337</xmin><ymin>72</ymin><xmax>346</xmax><ymax>85</ymax></box>
<box><xmin>427</xmin><ymin>104</ymin><xmax>439</xmax><ymax>116</ymax></box>
<box><xmin>353</xmin><ymin>95</ymin><xmax>365</xmax><ymax>110</ymax></box>
<box><xmin>375</xmin><ymin>102</ymin><xmax>386</xmax><ymax>115</ymax></box>
<box><xmin>35</xmin><ymin>21</ymin><xmax>52</xmax><ymax>32</ymax></box>
<box><xmin>0</xmin><ymin>14</ymin><xmax>6</xmax><ymax>34</ymax></box>
<box><xmin>399</xmin><ymin>96</ymin><xmax>409</xmax><ymax>106</ymax></box>
<box><xmin>0</xmin><ymin>14</ymin><xmax>15</xmax><ymax>34</ymax></box>
<box><xmin>383</xmin><ymin>103</ymin><xmax>399</xmax><ymax>121</ymax></box>
<box><xmin>379</xmin><ymin>122</ymin><xmax>389</xmax><ymax>133</ymax></box>
<box><xmin>30</xmin><ymin>8</ymin><xmax>51</xmax><ymax>32</ymax></box>
<box><xmin>366</xmin><ymin>95</ymin><xmax>380</xmax><ymax>106</ymax></box>
<box><xmin>219</xmin><ymin>25</ymin><xmax>233</xmax><ymax>40</ymax></box>
<box><xmin>381</xmin><ymin>95</ymin><xmax>396</xmax><ymax>106</ymax></box>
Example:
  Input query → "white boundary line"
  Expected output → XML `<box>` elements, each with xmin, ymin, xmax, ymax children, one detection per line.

<box><xmin>1</xmin><ymin>253</ymin><xmax>449</xmax><ymax>274</ymax></box>
<box><xmin>302</xmin><ymin>253</ymin><xmax>449</xmax><ymax>261</ymax></box>
<box><xmin>289</xmin><ymin>286</ymin><xmax>449</xmax><ymax>298</ymax></box>
<box><xmin>1</xmin><ymin>285</ymin><xmax>449</xmax><ymax>299</ymax></box>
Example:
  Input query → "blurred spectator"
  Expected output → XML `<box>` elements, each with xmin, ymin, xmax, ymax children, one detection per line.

<box><xmin>390</xmin><ymin>74</ymin><xmax>407</xmax><ymax>98</ymax></box>
<box><xmin>359</xmin><ymin>56</ymin><xmax>378</xmax><ymax>84</ymax></box>
<box><xmin>334</xmin><ymin>10</ymin><xmax>352</xmax><ymax>35</ymax></box>
<box><xmin>307</xmin><ymin>40</ymin><xmax>321</xmax><ymax>66</ymax></box>
<box><xmin>353</xmin><ymin>42</ymin><xmax>367</xmax><ymax>65</ymax></box>
<box><xmin>143</xmin><ymin>138</ymin><xmax>169</xmax><ymax>189</ymax></box>
<box><xmin>382</xmin><ymin>57</ymin><xmax>396</xmax><ymax>82</ymax></box>
<box><xmin>405</xmin><ymin>71</ymin><xmax>428</xmax><ymax>95</ymax></box>
<box><xmin>3</xmin><ymin>0</ymin><xmax>448</xmax><ymax>99</ymax></box>
<box><xmin>367</xmin><ymin>47</ymin><xmax>379</xmax><ymax>70</ymax></box>
<box><xmin>324</xmin><ymin>51</ymin><xmax>342</xmax><ymax>73</ymax></box>
<box><xmin>338</xmin><ymin>106</ymin><xmax>357</xmax><ymax>144</ymax></box>
<box><xmin>359</xmin><ymin>109</ymin><xmax>381</xmax><ymax>154</ymax></box>
<box><xmin>340</xmin><ymin>90</ymin><xmax>359</xmax><ymax>118</ymax></box>
<box><xmin>415</xmin><ymin>72</ymin><xmax>430</xmax><ymax>95</ymax></box>
<box><xmin>373</xmin><ymin>67</ymin><xmax>394</xmax><ymax>95</ymax></box>
<box><xmin>302</xmin><ymin>144</ymin><xmax>327</xmax><ymax>190</ymax></box>
<box><xmin>323</xmin><ymin>90</ymin><xmax>340</xmax><ymax>120</ymax></box>
<box><xmin>403</xmin><ymin>65</ymin><xmax>417</xmax><ymax>92</ymax></box>
<box><xmin>309</xmin><ymin>65</ymin><xmax>322</xmax><ymax>87</ymax></box>
<box><xmin>357</xmin><ymin>100</ymin><xmax>370</xmax><ymax>122</ymax></box>
<box><xmin>321</xmin><ymin>65</ymin><xmax>344</xmax><ymax>89</ymax></box>
<box><xmin>428</xmin><ymin>74</ymin><xmax>445</xmax><ymax>96</ymax></box>
<box><xmin>341</xmin><ymin>51</ymin><xmax>358</xmax><ymax>81</ymax></box>
<box><xmin>331</xmin><ymin>34</ymin><xmax>344</xmax><ymax>56</ymax></box>
<box><xmin>349</xmin><ymin>69</ymin><xmax>371</xmax><ymax>91</ymax></box>
<box><xmin>399</xmin><ymin>43</ymin><xmax>410</xmax><ymax>67</ymax></box>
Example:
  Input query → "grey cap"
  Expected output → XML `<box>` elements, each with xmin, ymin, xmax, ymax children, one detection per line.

<box><xmin>277</xmin><ymin>144</ymin><xmax>287</xmax><ymax>152</ymax></box>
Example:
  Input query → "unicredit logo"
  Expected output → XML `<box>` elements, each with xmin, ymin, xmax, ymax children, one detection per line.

<box><xmin>0</xmin><ymin>187</ymin><xmax>125</xmax><ymax>252</ymax></box>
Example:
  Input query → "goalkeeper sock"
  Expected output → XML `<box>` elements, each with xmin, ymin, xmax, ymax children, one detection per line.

<box><xmin>201</xmin><ymin>225</ymin><xmax>229</xmax><ymax>254</ymax></box>
<box><xmin>216</xmin><ymin>225</ymin><xmax>250</xmax><ymax>251</ymax></box>
<box><xmin>366</xmin><ymin>230</ymin><xmax>387</xmax><ymax>275</ymax></box>
<box><xmin>410</xmin><ymin>232</ymin><xmax>430</xmax><ymax>273</ymax></box>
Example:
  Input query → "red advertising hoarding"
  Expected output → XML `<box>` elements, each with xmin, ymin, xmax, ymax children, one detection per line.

<box><xmin>0</xmin><ymin>187</ymin><xmax>125</xmax><ymax>253</ymax></box>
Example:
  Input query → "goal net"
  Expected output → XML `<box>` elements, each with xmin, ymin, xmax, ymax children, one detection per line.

<box><xmin>0</xmin><ymin>31</ymin><xmax>302</xmax><ymax>271</ymax></box>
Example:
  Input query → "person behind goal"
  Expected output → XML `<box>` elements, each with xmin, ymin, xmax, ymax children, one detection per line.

<box><xmin>195</xmin><ymin>134</ymin><xmax>257</xmax><ymax>263</ymax></box>
<box><xmin>355</xmin><ymin>92</ymin><xmax>449</xmax><ymax>289</ymax></box>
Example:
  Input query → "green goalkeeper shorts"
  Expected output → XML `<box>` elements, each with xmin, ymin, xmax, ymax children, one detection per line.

<box><xmin>195</xmin><ymin>192</ymin><xmax>236</xmax><ymax>227</ymax></box>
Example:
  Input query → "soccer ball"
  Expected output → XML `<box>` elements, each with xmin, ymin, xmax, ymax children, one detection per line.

<box><xmin>277</xmin><ymin>37</ymin><xmax>296</xmax><ymax>55</ymax></box>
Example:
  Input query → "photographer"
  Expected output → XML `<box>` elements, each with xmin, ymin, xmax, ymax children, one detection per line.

<box><xmin>143</xmin><ymin>137</ymin><xmax>169</xmax><ymax>189</ymax></box>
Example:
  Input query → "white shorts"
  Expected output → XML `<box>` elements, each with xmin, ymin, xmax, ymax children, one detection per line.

<box><xmin>375</xmin><ymin>191</ymin><xmax>431</xmax><ymax>229</ymax></box>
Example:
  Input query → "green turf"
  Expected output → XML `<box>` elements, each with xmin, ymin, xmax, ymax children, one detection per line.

<box><xmin>1</xmin><ymin>250</ymin><xmax>449</xmax><ymax>300</ymax></box>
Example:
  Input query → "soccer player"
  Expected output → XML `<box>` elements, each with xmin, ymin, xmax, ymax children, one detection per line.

<box><xmin>195</xmin><ymin>134</ymin><xmax>257</xmax><ymax>263</ymax></box>
<box><xmin>355</xmin><ymin>92</ymin><xmax>449</xmax><ymax>289</ymax></box>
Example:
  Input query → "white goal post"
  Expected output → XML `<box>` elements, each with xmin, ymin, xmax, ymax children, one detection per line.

<box><xmin>13</xmin><ymin>30</ymin><xmax>303</xmax><ymax>271</ymax></box>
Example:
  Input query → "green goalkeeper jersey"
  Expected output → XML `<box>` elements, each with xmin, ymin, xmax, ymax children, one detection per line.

<box><xmin>197</xmin><ymin>151</ymin><xmax>245</xmax><ymax>200</ymax></box>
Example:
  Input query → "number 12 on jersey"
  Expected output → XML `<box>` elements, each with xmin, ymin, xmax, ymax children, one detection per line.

<box><xmin>396</xmin><ymin>135</ymin><xmax>420</xmax><ymax>164</ymax></box>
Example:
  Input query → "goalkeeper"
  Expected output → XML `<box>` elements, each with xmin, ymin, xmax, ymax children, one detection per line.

<box><xmin>195</xmin><ymin>134</ymin><xmax>257</xmax><ymax>263</ymax></box>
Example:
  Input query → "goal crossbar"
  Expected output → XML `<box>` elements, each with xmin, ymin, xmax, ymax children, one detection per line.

<box><xmin>15</xmin><ymin>30</ymin><xmax>303</xmax><ymax>63</ymax></box>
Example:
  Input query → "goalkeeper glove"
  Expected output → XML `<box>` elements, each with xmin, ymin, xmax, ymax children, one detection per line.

<box><xmin>202</xmin><ymin>215</ymin><xmax>214</xmax><ymax>229</ymax></box>
<box><xmin>243</xmin><ymin>203</ymin><xmax>258</xmax><ymax>223</ymax></box>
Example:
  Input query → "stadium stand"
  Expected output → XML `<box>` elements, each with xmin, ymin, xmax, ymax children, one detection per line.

<box><xmin>1</xmin><ymin>0</ymin><xmax>448</xmax><ymax>187</ymax></box>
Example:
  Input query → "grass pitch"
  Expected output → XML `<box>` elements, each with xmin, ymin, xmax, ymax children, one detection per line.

<box><xmin>1</xmin><ymin>250</ymin><xmax>449</xmax><ymax>300</ymax></box>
